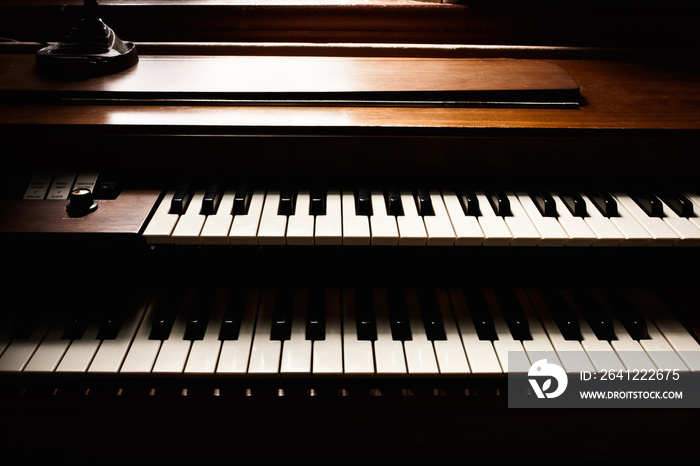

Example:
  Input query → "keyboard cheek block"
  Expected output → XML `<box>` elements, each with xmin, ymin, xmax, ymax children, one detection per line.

<box><xmin>0</xmin><ymin>190</ymin><xmax>161</xmax><ymax>240</ymax></box>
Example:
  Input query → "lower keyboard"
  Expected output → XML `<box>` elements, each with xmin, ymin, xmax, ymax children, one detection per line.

<box><xmin>2</xmin><ymin>286</ymin><xmax>698</xmax><ymax>383</ymax></box>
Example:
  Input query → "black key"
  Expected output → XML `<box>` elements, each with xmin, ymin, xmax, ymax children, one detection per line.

<box><xmin>385</xmin><ymin>187</ymin><xmax>404</xmax><ymax>216</ymax></box>
<box><xmin>232</xmin><ymin>184</ymin><xmax>252</xmax><ymax>215</ymax></box>
<box><xmin>459</xmin><ymin>190</ymin><xmax>480</xmax><ymax>216</ymax></box>
<box><xmin>219</xmin><ymin>288</ymin><xmax>249</xmax><ymax>341</ymax></box>
<box><xmin>415</xmin><ymin>188</ymin><xmax>434</xmax><ymax>216</ymax></box>
<box><xmin>417</xmin><ymin>288</ymin><xmax>446</xmax><ymax>341</ymax></box>
<box><xmin>529</xmin><ymin>188</ymin><xmax>558</xmax><ymax>217</ymax></box>
<box><xmin>558</xmin><ymin>190</ymin><xmax>587</xmax><ymax>217</ymax></box>
<box><xmin>170</xmin><ymin>183</ymin><xmax>192</xmax><ymax>215</ymax></box>
<box><xmin>495</xmin><ymin>288</ymin><xmax>531</xmax><ymax>341</ymax></box>
<box><xmin>462</xmin><ymin>288</ymin><xmax>496</xmax><ymax>341</ymax></box>
<box><xmin>386</xmin><ymin>288</ymin><xmax>411</xmax><ymax>341</ymax></box>
<box><xmin>201</xmin><ymin>184</ymin><xmax>222</xmax><ymax>215</ymax></box>
<box><xmin>306</xmin><ymin>288</ymin><xmax>326</xmax><ymax>341</ymax></box>
<box><xmin>271</xmin><ymin>288</ymin><xmax>294</xmax><ymax>341</ymax></box>
<box><xmin>184</xmin><ymin>290</ymin><xmax>214</xmax><ymax>341</ymax></box>
<box><xmin>355</xmin><ymin>187</ymin><xmax>372</xmax><ymax>216</ymax></box>
<box><xmin>657</xmin><ymin>189</ymin><xmax>694</xmax><ymax>217</ymax></box>
<box><xmin>310</xmin><ymin>184</ymin><xmax>327</xmax><ymax>216</ymax></box>
<box><xmin>571</xmin><ymin>288</ymin><xmax>615</xmax><ymax>341</ymax></box>
<box><xmin>354</xmin><ymin>288</ymin><xmax>377</xmax><ymax>341</ymax></box>
<box><xmin>149</xmin><ymin>290</ymin><xmax>184</xmax><ymax>340</ymax></box>
<box><xmin>278</xmin><ymin>187</ymin><xmax>297</xmax><ymax>216</ymax></box>
<box><xmin>602</xmin><ymin>289</ymin><xmax>649</xmax><ymax>340</ymax></box>
<box><xmin>62</xmin><ymin>310</ymin><xmax>90</xmax><ymax>340</ymax></box>
<box><xmin>487</xmin><ymin>189</ymin><xmax>511</xmax><ymax>217</ymax></box>
<box><xmin>586</xmin><ymin>189</ymin><xmax>618</xmax><ymax>217</ymax></box>
<box><xmin>539</xmin><ymin>288</ymin><xmax>582</xmax><ymax>341</ymax></box>
<box><xmin>630</xmin><ymin>190</ymin><xmax>664</xmax><ymax>218</ymax></box>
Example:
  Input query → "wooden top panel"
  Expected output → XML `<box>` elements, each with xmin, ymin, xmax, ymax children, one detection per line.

<box><xmin>4</xmin><ymin>55</ymin><xmax>579</xmax><ymax>93</ymax></box>
<box><xmin>0</xmin><ymin>53</ymin><xmax>698</xmax><ymax>131</ymax></box>
<box><xmin>2</xmin><ymin>54</ymin><xmax>580</xmax><ymax>107</ymax></box>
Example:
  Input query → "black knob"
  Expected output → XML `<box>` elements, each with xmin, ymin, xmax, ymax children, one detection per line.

<box><xmin>66</xmin><ymin>188</ymin><xmax>98</xmax><ymax>216</ymax></box>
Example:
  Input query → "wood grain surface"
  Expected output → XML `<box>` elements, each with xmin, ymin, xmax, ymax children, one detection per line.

<box><xmin>0</xmin><ymin>54</ymin><xmax>697</xmax><ymax>130</ymax></box>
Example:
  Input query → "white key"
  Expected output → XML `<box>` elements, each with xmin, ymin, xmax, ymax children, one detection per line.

<box><xmin>143</xmin><ymin>190</ymin><xmax>179</xmax><ymax>244</ymax></box>
<box><xmin>286</xmin><ymin>190</ymin><xmax>315</xmax><ymax>246</ymax></box>
<box><xmin>342</xmin><ymin>191</ymin><xmax>370</xmax><ymax>245</ymax></box>
<box><xmin>257</xmin><ymin>191</ymin><xmax>288</xmax><ymax>245</ymax></box>
<box><xmin>314</xmin><ymin>190</ymin><xmax>343</xmax><ymax>245</ymax></box>
<box><xmin>504</xmin><ymin>193</ymin><xmax>540</xmax><ymax>246</ymax></box>
<box><xmin>200</xmin><ymin>190</ymin><xmax>236</xmax><ymax>245</ymax></box>
<box><xmin>514</xmin><ymin>289</ymin><xmax>562</xmax><ymax>367</ymax></box>
<box><xmin>630</xmin><ymin>289</ymin><xmax>700</xmax><ymax>372</ymax></box>
<box><xmin>396</xmin><ymin>191</ymin><xmax>428</xmax><ymax>245</ymax></box>
<box><xmin>581</xmin><ymin>193</ymin><xmax>625</xmax><ymax>246</ymax></box>
<box><xmin>22</xmin><ymin>320</ymin><xmax>70</xmax><ymax>373</ymax></box>
<box><xmin>684</xmin><ymin>192</ymin><xmax>700</xmax><ymax>232</ymax></box>
<box><xmin>475</xmin><ymin>191</ymin><xmax>512</xmax><ymax>246</ymax></box>
<box><xmin>639</xmin><ymin>318</ymin><xmax>690</xmax><ymax>372</ymax></box>
<box><xmin>151</xmin><ymin>290</ymin><xmax>196</xmax><ymax>374</ymax></box>
<box><xmin>604</xmin><ymin>194</ymin><xmax>652</xmax><ymax>246</ymax></box>
<box><xmin>120</xmin><ymin>292</ymin><xmax>165</xmax><ymax>374</ymax></box>
<box><xmin>0</xmin><ymin>315</ymin><xmax>53</xmax><ymax>373</ymax></box>
<box><xmin>342</xmin><ymin>288</ymin><xmax>375</xmax><ymax>377</ymax></box>
<box><xmin>89</xmin><ymin>292</ymin><xmax>151</xmax><ymax>374</ymax></box>
<box><xmin>599</xmin><ymin>291</ymin><xmax>657</xmax><ymax>370</ymax></box>
<box><xmin>483</xmin><ymin>289</ymin><xmax>529</xmax><ymax>373</ymax></box>
<box><xmin>403</xmin><ymin>289</ymin><xmax>440</xmax><ymax>377</ymax></box>
<box><xmin>526</xmin><ymin>289</ymin><xmax>595</xmax><ymax>374</ymax></box>
<box><xmin>312</xmin><ymin>289</ymin><xmax>344</xmax><ymax>376</ymax></box>
<box><xmin>614</xmin><ymin>192</ymin><xmax>678</xmax><ymax>246</ymax></box>
<box><xmin>448</xmin><ymin>289</ymin><xmax>502</xmax><ymax>375</ymax></box>
<box><xmin>217</xmin><ymin>289</ymin><xmax>260</xmax><ymax>376</ymax></box>
<box><xmin>184</xmin><ymin>290</ymin><xmax>226</xmax><ymax>375</ymax></box>
<box><xmin>516</xmin><ymin>191</ymin><xmax>568</xmax><ymax>247</ymax></box>
<box><xmin>550</xmin><ymin>193</ymin><xmax>596</xmax><ymax>246</ymax></box>
<box><xmin>608</xmin><ymin>327</ymin><xmax>665</xmax><ymax>371</ymax></box>
<box><xmin>431</xmin><ymin>289</ymin><xmax>472</xmax><ymax>376</ymax></box>
<box><xmin>373</xmin><ymin>289</ymin><xmax>407</xmax><ymax>377</ymax></box>
<box><xmin>229</xmin><ymin>190</ymin><xmax>265</xmax><ymax>245</ymax></box>
<box><xmin>280</xmin><ymin>289</ymin><xmax>313</xmax><ymax>377</ymax></box>
<box><xmin>55</xmin><ymin>318</ymin><xmax>102</xmax><ymax>373</ymax></box>
<box><xmin>247</xmin><ymin>289</ymin><xmax>283</xmax><ymax>376</ymax></box>
<box><xmin>657</xmin><ymin>198</ymin><xmax>700</xmax><ymax>246</ymax></box>
<box><xmin>370</xmin><ymin>191</ymin><xmax>399</xmax><ymax>245</ymax></box>
<box><xmin>171</xmin><ymin>190</ymin><xmax>207</xmax><ymax>245</ymax></box>
<box><xmin>620</xmin><ymin>290</ymin><xmax>689</xmax><ymax>372</ymax></box>
<box><xmin>423</xmin><ymin>190</ymin><xmax>456</xmax><ymax>245</ymax></box>
<box><xmin>442</xmin><ymin>191</ymin><xmax>484</xmax><ymax>246</ymax></box>
<box><xmin>566</xmin><ymin>290</ymin><xmax>625</xmax><ymax>372</ymax></box>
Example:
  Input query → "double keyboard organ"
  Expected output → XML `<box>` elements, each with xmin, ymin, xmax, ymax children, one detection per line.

<box><xmin>2</xmin><ymin>48</ymin><xmax>700</xmax><ymax>461</ymax></box>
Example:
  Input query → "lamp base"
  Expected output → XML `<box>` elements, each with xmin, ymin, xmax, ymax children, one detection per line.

<box><xmin>36</xmin><ymin>17</ymin><xmax>138</xmax><ymax>80</ymax></box>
